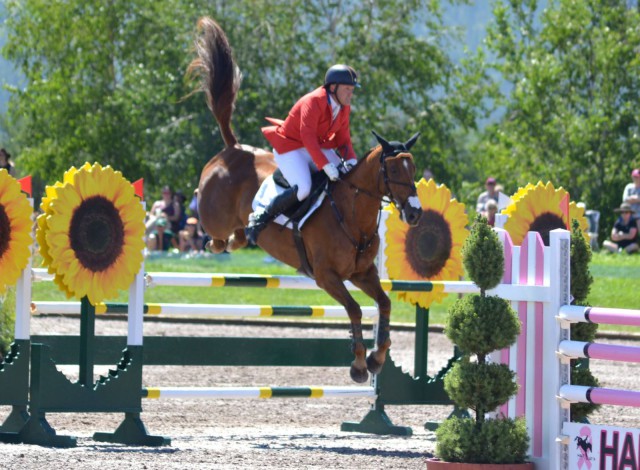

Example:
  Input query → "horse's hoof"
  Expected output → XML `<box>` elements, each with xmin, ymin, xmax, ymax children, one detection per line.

<box><xmin>366</xmin><ymin>352</ymin><xmax>384</xmax><ymax>375</ymax></box>
<box><xmin>350</xmin><ymin>365</ymin><xmax>369</xmax><ymax>383</ymax></box>
<box><xmin>206</xmin><ymin>239</ymin><xmax>227</xmax><ymax>254</ymax></box>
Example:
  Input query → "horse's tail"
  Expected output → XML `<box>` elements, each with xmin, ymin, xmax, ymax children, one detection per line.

<box><xmin>187</xmin><ymin>16</ymin><xmax>240</xmax><ymax>147</ymax></box>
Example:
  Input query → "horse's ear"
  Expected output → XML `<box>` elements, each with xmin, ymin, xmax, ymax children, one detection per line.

<box><xmin>404</xmin><ymin>132</ymin><xmax>420</xmax><ymax>151</ymax></box>
<box><xmin>371</xmin><ymin>130</ymin><xmax>393</xmax><ymax>154</ymax></box>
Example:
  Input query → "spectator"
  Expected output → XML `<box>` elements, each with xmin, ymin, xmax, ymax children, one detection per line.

<box><xmin>179</xmin><ymin>217</ymin><xmax>204</xmax><ymax>253</ymax></box>
<box><xmin>485</xmin><ymin>199</ymin><xmax>498</xmax><ymax>226</ymax></box>
<box><xmin>169</xmin><ymin>190</ymin><xmax>187</xmax><ymax>235</ymax></box>
<box><xmin>188</xmin><ymin>190</ymin><xmax>199</xmax><ymax>218</ymax></box>
<box><xmin>622</xmin><ymin>168</ymin><xmax>640</xmax><ymax>219</ymax></box>
<box><xmin>476</xmin><ymin>177</ymin><xmax>499</xmax><ymax>217</ymax></box>
<box><xmin>146</xmin><ymin>217</ymin><xmax>175</xmax><ymax>252</ymax></box>
<box><xmin>146</xmin><ymin>186</ymin><xmax>177</xmax><ymax>233</ymax></box>
<box><xmin>603</xmin><ymin>202</ymin><xmax>639</xmax><ymax>254</ymax></box>
<box><xmin>0</xmin><ymin>148</ymin><xmax>15</xmax><ymax>176</ymax></box>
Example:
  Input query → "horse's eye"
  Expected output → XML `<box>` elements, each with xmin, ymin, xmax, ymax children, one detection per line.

<box><xmin>390</xmin><ymin>165</ymin><xmax>398</xmax><ymax>175</ymax></box>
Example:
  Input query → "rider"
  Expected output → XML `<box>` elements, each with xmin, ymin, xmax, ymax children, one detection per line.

<box><xmin>245</xmin><ymin>64</ymin><xmax>360</xmax><ymax>245</ymax></box>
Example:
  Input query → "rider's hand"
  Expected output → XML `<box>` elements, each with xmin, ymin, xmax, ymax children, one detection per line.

<box><xmin>323</xmin><ymin>163</ymin><xmax>339</xmax><ymax>181</ymax></box>
<box><xmin>341</xmin><ymin>159</ymin><xmax>357</xmax><ymax>173</ymax></box>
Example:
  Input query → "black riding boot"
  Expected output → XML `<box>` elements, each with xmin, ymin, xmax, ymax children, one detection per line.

<box><xmin>245</xmin><ymin>185</ymin><xmax>299</xmax><ymax>245</ymax></box>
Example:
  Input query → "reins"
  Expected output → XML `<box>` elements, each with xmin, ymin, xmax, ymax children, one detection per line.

<box><xmin>326</xmin><ymin>150</ymin><xmax>416</xmax><ymax>254</ymax></box>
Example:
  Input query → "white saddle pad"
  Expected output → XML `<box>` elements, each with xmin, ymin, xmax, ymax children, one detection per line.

<box><xmin>252</xmin><ymin>175</ymin><xmax>325</xmax><ymax>229</ymax></box>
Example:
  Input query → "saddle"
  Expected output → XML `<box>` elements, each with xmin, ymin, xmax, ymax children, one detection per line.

<box><xmin>270</xmin><ymin>168</ymin><xmax>330</xmax><ymax>279</ymax></box>
<box><xmin>272</xmin><ymin>168</ymin><xmax>329</xmax><ymax>222</ymax></box>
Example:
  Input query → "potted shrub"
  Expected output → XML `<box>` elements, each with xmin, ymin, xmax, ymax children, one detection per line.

<box><xmin>427</xmin><ymin>215</ymin><xmax>532</xmax><ymax>469</ymax></box>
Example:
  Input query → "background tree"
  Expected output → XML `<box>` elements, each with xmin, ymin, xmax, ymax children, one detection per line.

<box><xmin>2</xmin><ymin>0</ymin><xmax>479</xmax><ymax>203</ymax></box>
<box><xmin>472</xmin><ymin>0</ymin><xmax>640</xmax><ymax>238</ymax></box>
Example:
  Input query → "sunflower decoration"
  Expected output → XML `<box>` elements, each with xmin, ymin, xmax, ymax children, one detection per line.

<box><xmin>502</xmin><ymin>181</ymin><xmax>588</xmax><ymax>246</ymax></box>
<box><xmin>0</xmin><ymin>170</ymin><xmax>33</xmax><ymax>295</ymax></box>
<box><xmin>36</xmin><ymin>163</ymin><xmax>146</xmax><ymax>305</ymax></box>
<box><xmin>385</xmin><ymin>178</ymin><xmax>469</xmax><ymax>309</ymax></box>
<box><xmin>36</xmin><ymin>165</ymin><xmax>85</xmax><ymax>298</ymax></box>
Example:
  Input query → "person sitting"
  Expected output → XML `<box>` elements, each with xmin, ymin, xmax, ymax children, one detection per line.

<box><xmin>179</xmin><ymin>217</ymin><xmax>204</xmax><ymax>253</ymax></box>
<box><xmin>485</xmin><ymin>199</ymin><xmax>498</xmax><ymax>226</ymax></box>
<box><xmin>245</xmin><ymin>64</ymin><xmax>361</xmax><ymax>245</ymax></box>
<box><xmin>164</xmin><ymin>190</ymin><xmax>187</xmax><ymax>249</ymax></box>
<box><xmin>476</xmin><ymin>177</ymin><xmax>499</xmax><ymax>218</ymax></box>
<box><xmin>146</xmin><ymin>217</ymin><xmax>175</xmax><ymax>252</ymax></box>
<box><xmin>146</xmin><ymin>186</ymin><xmax>174</xmax><ymax>233</ymax></box>
<box><xmin>603</xmin><ymin>202</ymin><xmax>639</xmax><ymax>254</ymax></box>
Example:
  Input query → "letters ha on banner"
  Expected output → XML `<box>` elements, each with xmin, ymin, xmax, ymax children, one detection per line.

<box><xmin>564</xmin><ymin>422</ymin><xmax>640</xmax><ymax>470</ymax></box>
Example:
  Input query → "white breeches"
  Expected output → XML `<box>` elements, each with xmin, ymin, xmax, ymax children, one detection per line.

<box><xmin>274</xmin><ymin>148</ymin><xmax>342</xmax><ymax>200</ymax></box>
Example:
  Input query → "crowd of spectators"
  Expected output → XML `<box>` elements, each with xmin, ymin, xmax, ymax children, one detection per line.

<box><xmin>145</xmin><ymin>186</ymin><xmax>207</xmax><ymax>255</ymax></box>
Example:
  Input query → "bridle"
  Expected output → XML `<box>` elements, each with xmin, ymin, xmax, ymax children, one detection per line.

<box><xmin>326</xmin><ymin>147</ymin><xmax>417</xmax><ymax>254</ymax></box>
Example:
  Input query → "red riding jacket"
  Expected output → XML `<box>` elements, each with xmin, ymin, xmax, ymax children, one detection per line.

<box><xmin>261</xmin><ymin>86</ymin><xmax>357</xmax><ymax>169</ymax></box>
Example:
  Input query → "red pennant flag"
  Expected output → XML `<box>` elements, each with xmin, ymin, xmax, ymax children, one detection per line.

<box><xmin>559</xmin><ymin>192</ymin><xmax>570</xmax><ymax>230</ymax></box>
<box><xmin>132</xmin><ymin>178</ymin><xmax>144</xmax><ymax>199</ymax></box>
<box><xmin>18</xmin><ymin>175</ymin><xmax>32</xmax><ymax>197</ymax></box>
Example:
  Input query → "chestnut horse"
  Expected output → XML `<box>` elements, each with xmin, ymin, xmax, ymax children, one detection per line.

<box><xmin>190</xmin><ymin>17</ymin><xmax>422</xmax><ymax>383</ymax></box>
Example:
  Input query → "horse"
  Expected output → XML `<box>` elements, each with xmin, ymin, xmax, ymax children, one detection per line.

<box><xmin>575</xmin><ymin>435</ymin><xmax>592</xmax><ymax>455</ymax></box>
<box><xmin>189</xmin><ymin>17</ymin><xmax>422</xmax><ymax>383</ymax></box>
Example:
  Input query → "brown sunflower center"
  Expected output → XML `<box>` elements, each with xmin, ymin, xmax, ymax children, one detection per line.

<box><xmin>528</xmin><ymin>212</ymin><xmax>565</xmax><ymax>246</ymax></box>
<box><xmin>0</xmin><ymin>204</ymin><xmax>10</xmax><ymax>259</ymax></box>
<box><xmin>404</xmin><ymin>209</ymin><xmax>452</xmax><ymax>278</ymax></box>
<box><xmin>69</xmin><ymin>196</ymin><xmax>125</xmax><ymax>272</ymax></box>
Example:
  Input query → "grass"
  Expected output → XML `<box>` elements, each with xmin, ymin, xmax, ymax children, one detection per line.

<box><xmin>28</xmin><ymin>248</ymin><xmax>640</xmax><ymax>333</ymax></box>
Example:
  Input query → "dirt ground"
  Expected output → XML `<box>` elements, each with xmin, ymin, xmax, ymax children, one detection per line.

<box><xmin>1</xmin><ymin>315</ymin><xmax>638</xmax><ymax>469</ymax></box>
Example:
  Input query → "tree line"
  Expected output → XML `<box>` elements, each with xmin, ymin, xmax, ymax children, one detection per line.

<box><xmin>2</xmin><ymin>0</ymin><xmax>639</xmax><ymax>240</ymax></box>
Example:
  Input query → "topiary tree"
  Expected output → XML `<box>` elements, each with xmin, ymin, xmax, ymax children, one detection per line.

<box><xmin>435</xmin><ymin>215</ymin><xmax>529</xmax><ymax>464</ymax></box>
<box><xmin>569</xmin><ymin>219</ymin><xmax>600</xmax><ymax>422</ymax></box>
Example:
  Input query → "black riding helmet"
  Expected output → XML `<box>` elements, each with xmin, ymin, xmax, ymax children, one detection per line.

<box><xmin>324</xmin><ymin>64</ymin><xmax>360</xmax><ymax>88</ymax></box>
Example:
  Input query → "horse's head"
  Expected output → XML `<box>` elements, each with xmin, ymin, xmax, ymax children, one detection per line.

<box><xmin>372</xmin><ymin>131</ymin><xmax>422</xmax><ymax>226</ymax></box>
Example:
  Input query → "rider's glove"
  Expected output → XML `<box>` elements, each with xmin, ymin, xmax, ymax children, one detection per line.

<box><xmin>323</xmin><ymin>162</ymin><xmax>340</xmax><ymax>181</ymax></box>
<box><xmin>341</xmin><ymin>159</ymin><xmax>357</xmax><ymax>174</ymax></box>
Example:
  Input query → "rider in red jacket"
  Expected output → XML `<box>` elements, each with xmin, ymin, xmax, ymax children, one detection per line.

<box><xmin>246</xmin><ymin>64</ymin><xmax>360</xmax><ymax>244</ymax></box>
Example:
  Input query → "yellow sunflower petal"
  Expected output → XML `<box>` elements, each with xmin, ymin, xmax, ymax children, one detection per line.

<box><xmin>385</xmin><ymin>180</ymin><xmax>468</xmax><ymax>309</ymax></box>
<box><xmin>0</xmin><ymin>171</ymin><xmax>34</xmax><ymax>292</ymax></box>
<box><xmin>37</xmin><ymin>164</ymin><xmax>145</xmax><ymax>304</ymax></box>
<box><xmin>503</xmin><ymin>181</ymin><xmax>589</xmax><ymax>245</ymax></box>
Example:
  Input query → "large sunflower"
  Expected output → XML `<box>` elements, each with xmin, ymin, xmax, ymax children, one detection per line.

<box><xmin>385</xmin><ymin>178</ymin><xmax>469</xmax><ymax>308</ymax></box>
<box><xmin>37</xmin><ymin>163</ymin><xmax>145</xmax><ymax>304</ymax></box>
<box><xmin>502</xmin><ymin>181</ymin><xmax>588</xmax><ymax>246</ymax></box>
<box><xmin>0</xmin><ymin>170</ymin><xmax>33</xmax><ymax>295</ymax></box>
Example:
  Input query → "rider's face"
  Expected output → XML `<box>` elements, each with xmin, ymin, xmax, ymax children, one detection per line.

<box><xmin>333</xmin><ymin>85</ymin><xmax>355</xmax><ymax>106</ymax></box>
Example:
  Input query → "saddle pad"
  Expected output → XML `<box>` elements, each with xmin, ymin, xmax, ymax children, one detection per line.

<box><xmin>252</xmin><ymin>175</ymin><xmax>325</xmax><ymax>229</ymax></box>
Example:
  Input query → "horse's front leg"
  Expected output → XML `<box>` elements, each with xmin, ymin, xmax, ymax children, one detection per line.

<box><xmin>350</xmin><ymin>266</ymin><xmax>391</xmax><ymax>375</ymax></box>
<box><xmin>315</xmin><ymin>271</ymin><xmax>368</xmax><ymax>383</ymax></box>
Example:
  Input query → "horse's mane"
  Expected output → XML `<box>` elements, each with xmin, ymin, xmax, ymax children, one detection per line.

<box><xmin>350</xmin><ymin>145</ymin><xmax>382</xmax><ymax>171</ymax></box>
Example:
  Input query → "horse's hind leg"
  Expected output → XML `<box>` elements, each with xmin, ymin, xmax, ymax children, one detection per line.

<box><xmin>350</xmin><ymin>267</ymin><xmax>391</xmax><ymax>375</ymax></box>
<box><xmin>314</xmin><ymin>272</ymin><xmax>368</xmax><ymax>383</ymax></box>
<box><xmin>206</xmin><ymin>238</ymin><xmax>228</xmax><ymax>253</ymax></box>
<box><xmin>227</xmin><ymin>228</ymin><xmax>248</xmax><ymax>251</ymax></box>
